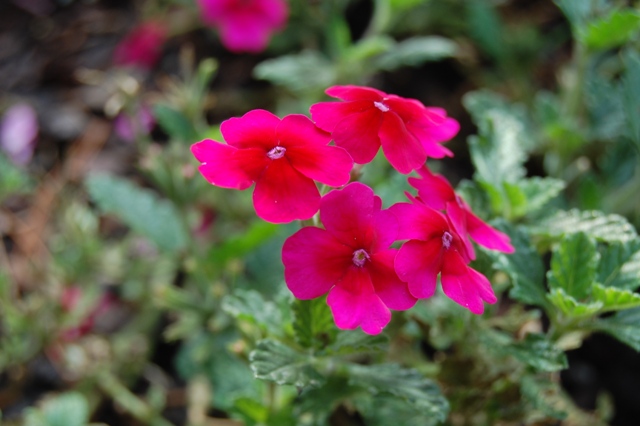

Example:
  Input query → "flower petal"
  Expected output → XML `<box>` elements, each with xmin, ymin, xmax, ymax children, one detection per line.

<box><xmin>379</xmin><ymin>112</ymin><xmax>426</xmax><ymax>173</ymax></box>
<box><xmin>191</xmin><ymin>140</ymin><xmax>268</xmax><ymax>189</ymax></box>
<box><xmin>325</xmin><ymin>85</ymin><xmax>385</xmax><ymax>101</ymax></box>
<box><xmin>369</xmin><ymin>250</ymin><xmax>417</xmax><ymax>310</ymax></box>
<box><xmin>331</xmin><ymin>107</ymin><xmax>384</xmax><ymax>164</ymax></box>
<box><xmin>310</xmin><ymin>100</ymin><xmax>374</xmax><ymax>133</ymax></box>
<box><xmin>371</xmin><ymin>208</ymin><xmax>399</xmax><ymax>252</ymax></box>
<box><xmin>395</xmin><ymin>239</ymin><xmax>443</xmax><ymax>299</ymax></box>
<box><xmin>388</xmin><ymin>202</ymin><xmax>448</xmax><ymax>241</ymax></box>
<box><xmin>320</xmin><ymin>183</ymin><xmax>375</xmax><ymax>248</ymax></box>
<box><xmin>466</xmin><ymin>210</ymin><xmax>515</xmax><ymax>253</ymax></box>
<box><xmin>408</xmin><ymin>166</ymin><xmax>455</xmax><ymax>210</ymax></box>
<box><xmin>287</xmin><ymin>144</ymin><xmax>353</xmax><ymax>187</ymax></box>
<box><xmin>282</xmin><ymin>227</ymin><xmax>353</xmax><ymax>299</ymax></box>
<box><xmin>441</xmin><ymin>250</ymin><xmax>496</xmax><ymax>314</ymax></box>
<box><xmin>327</xmin><ymin>266</ymin><xmax>391</xmax><ymax>335</ymax></box>
<box><xmin>277</xmin><ymin>114</ymin><xmax>332</xmax><ymax>147</ymax></box>
<box><xmin>253</xmin><ymin>158</ymin><xmax>320</xmax><ymax>223</ymax></box>
<box><xmin>446</xmin><ymin>201</ymin><xmax>476</xmax><ymax>262</ymax></box>
<box><xmin>220</xmin><ymin>109</ymin><xmax>280</xmax><ymax>150</ymax></box>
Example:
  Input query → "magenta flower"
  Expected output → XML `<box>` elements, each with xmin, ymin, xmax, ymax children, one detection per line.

<box><xmin>282</xmin><ymin>183</ymin><xmax>417</xmax><ymax>334</ymax></box>
<box><xmin>389</xmin><ymin>198</ymin><xmax>497</xmax><ymax>315</ymax></box>
<box><xmin>191</xmin><ymin>110</ymin><xmax>353</xmax><ymax>224</ymax></box>
<box><xmin>310</xmin><ymin>85</ymin><xmax>460</xmax><ymax>174</ymax></box>
<box><xmin>113</xmin><ymin>21</ymin><xmax>167</xmax><ymax>69</ymax></box>
<box><xmin>0</xmin><ymin>103</ymin><xmax>38</xmax><ymax>166</ymax></box>
<box><xmin>197</xmin><ymin>0</ymin><xmax>288</xmax><ymax>53</ymax></box>
<box><xmin>408</xmin><ymin>166</ymin><xmax>514</xmax><ymax>259</ymax></box>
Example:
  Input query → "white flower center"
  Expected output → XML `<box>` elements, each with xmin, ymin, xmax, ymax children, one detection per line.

<box><xmin>352</xmin><ymin>249</ymin><xmax>370</xmax><ymax>267</ymax></box>
<box><xmin>267</xmin><ymin>146</ymin><xmax>286</xmax><ymax>160</ymax></box>
<box><xmin>374</xmin><ymin>101</ymin><xmax>389</xmax><ymax>112</ymax></box>
<box><xmin>442</xmin><ymin>231</ymin><xmax>453</xmax><ymax>249</ymax></box>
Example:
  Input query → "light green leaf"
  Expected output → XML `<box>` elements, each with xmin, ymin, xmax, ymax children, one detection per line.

<box><xmin>507</xmin><ymin>333</ymin><xmax>568</xmax><ymax>372</ymax></box>
<box><xmin>547</xmin><ymin>233</ymin><xmax>599</xmax><ymax>300</ymax></box>
<box><xmin>0</xmin><ymin>152</ymin><xmax>32</xmax><ymax>201</ymax></box>
<box><xmin>373</xmin><ymin>36</ymin><xmax>458</xmax><ymax>71</ymax></box>
<box><xmin>554</xmin><ymin>0</ymin><xmax>610</xmax><ymax>29</ymax></box>
<box><xmin>346</xmin><ymin>36</ymin><xmax>395</xmax><ymax>63</ymax></box>
<box><xmin>249</xmin><ymin>339</ymin><xmax>324</xmax><ymax>388</ymax></box>
<box><xmin>325</xmin><ymin>330</ymin><xmax>388</xmax><ymax>355</ymax></box>
<box><xmin>484</xmin><ymin>222</ymin><xmax>548</xmax><ymax>307</ymax></box>
<box><xmin>86</xmin><ymin>174</ymin><xmax>188</xmax><ymax>252</ymax></box>
<box><xmin>41</xmin><ymin>392</ymin><xmax>89</xmax><ymax>426</ymax></box>
<box><xmin>222</xmin><ymin>289</ymin><xmax>283</xmax><ymax>333</ymax></box>
<box><xmin>254</xmin><ymin>51</ymin><xmax>336</xmax><ymax>96</ymax></box>
<box><xmin>547</xmin><ymin>288</ymin><xmax>603</xmax><ymax>317</ymax></box>
<box><xmin>347</xmin><ymin>363</ymin><xmax>449</xmax><ymax>422</ymax></box>
<box><xmin>581</xmin><ymin>10</ymin><xmax>640</xmax><ymax>50</ymax></box>
<box><xmin>208</xmin><ymin>220</ymin><xmax>279</xmax><ymax>265</ymax></box>
<box><xmin>594</xmin><ymin>307</ymin><xmax>640</xmax><ymax>351</ymax></box>
<box><xmin>598</xmin><ymin>240</ymin><xmax>640</xmax><ymax>290</ymax></box>
<box><xmin>232</xmin><ymin>397</ymin><xmax>269</xmax><ymax>424</ymax></box>
<box><xmin>503</xmin><ymin>181</ymin><xmax>528</xmax><ymax>218</ymax></box>
<box><xmin>291</xmin><ymin>297</ymin><xmax>336</xmax><ymax>350</ymax></box>
<box><xmin>521</xmin><ymin>375</ymin><xmax>567</xmax><ymax>420</ymax></box>
<box><xmin>533</xmin><ymin>209</ymin><xmax>638</xmax><ymax>243</ymax></box>
<box><xmin>153</xmin><ymin>104</ymin><xmax>197</xmax><ymax>142</ymax></box>
<box><xmin>517</xmin><ymin>177</ymin><xmax>566</xmax><ymax>214</ymax></box>
<box><xmin>592</xmin><ymin>284</ymin><xmax>640</xmax><ymax>312</ymax></box>
<box><xmin>355</xmin><ymin>394</ymin><xmax>441</xmax><ymax>426</ymax></box>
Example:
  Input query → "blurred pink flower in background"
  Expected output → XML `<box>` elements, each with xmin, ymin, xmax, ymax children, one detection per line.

<box><xmin>197</xmin><ymin>0</ymin><xmax>288</xmax><ymax>53</ymax></box>
<box><xmin>0</xmin><ymin>103</ymin><xmax>39</xmax><ymax>166</ymax></box>
<box><xmin>113</xmin><ymin>21</ymin><xmax>168</xmax><ymax>69</ymax></box>
<box><xmin>113</xmin><ymin>105</ymin><xmax>155</xmax><ymax>142</ymax></box>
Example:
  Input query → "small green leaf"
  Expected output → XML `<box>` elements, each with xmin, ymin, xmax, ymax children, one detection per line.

<box><xmin>547</xmin><ymin>233</ymin><xmax>599</xmax><ymax>300</ymax></box>
<box><xmin>0</xmin><ymin>152</ymin><xmax>32</xmax><ymax>201</ymax></box>
<box><xmin>347</xmin><ymin>364</ymin><xmax>449</xmax><ymax>422</ymax></box>
<box><xmin>622</xmin><ymin>49</ymin><xmax>640</xmax><ymax>146</ymax></box>
<box><xmin>153</xmin><ymin>104</ymin><xmax>197</xmax><ymax>142</ymax></box>
<box><xmin>326</xmin><ymin>330</ymin><xmax>388</xmax><ymax>355</ymax></box>
<box><xmin>222</xmin><ymin>289</ymin><xmax>283</xmax><ymax>333</ymax></box>
<box><xmin>508</xmin><ymin>333</ymin><xmax>568</xmax><ymax>372</ymax></box>
<box><xmin>208</xmin><ymin>220</ymin><xmax>279</xmax><ymax>265</ymax></box>
<box><xmin>581</xmin><ymin>10</ymin><xmax>640</xmax><ymax>50</ymax></box>
<box><xmin>254</xmin><ymin>51</ymin><xmax>336</xmax><ymax>96</ymax></box>
<box><xmin>43</xmin><ymin>392</ymin><xmax>89</xmax><ymax>426</ymax></box>
<box><xmin>484</xmin><ymin>222</ymin><xmax>548</xmax><ymax>307</ymax></box>
<box><xmin>547</xmin><ymin>288</ymin><xmax>603</xmax><ymax>317</ymax></box>
<box><xmin>232</xmin><ymin>397</ymin><xmax>269</xmax><ymax>424</ymax></box>
<box><xmin>86</xmin><ymin>175</ymin><xmax>188</xmax><ymax>252</ymax></box>
<box><xmin>292</xmin><ymin>297</ymin><xmax>336</xmax><ymax>350</ymax></box>
<box><xmin>521</xmin><ymin>375</ymin><xmax>567</xmax><ymax>420</ymax></box>
<box><xmin>517</xmin><ymin>177</ymin><xmax>566</xmax><ymax>214</ymax></box>
<box><xmin>355</xmin><ymin>394</ymin><xmax>441</xmax><ymax>426</ymax></box>
<box><xmin>373</xmin><ymin>36</ymin><xmax>457</xmax><ymax>71</ymax></box>
<box><xmin>594</xmin><ymin>308</ymin><xmax>640</xmax><ymax>351</ymax></box>
<box><xmin>592</xmin><ymin>284</ymin><xmax>640</xmax><ymax>312</ymax></box>
<box><xmin>249</xmin><ymin>339</ymin><xmax>324</xmax><ymax>388</ymax></box>
<box><xmin>533</xmin><ymin>209</ymin><xmax>638</xmax><ymax>243</ymax></box>
<box><xmin>598</xmin><ymin>240</ymin><xmax>640</xmax><ymax>290</ymax></box>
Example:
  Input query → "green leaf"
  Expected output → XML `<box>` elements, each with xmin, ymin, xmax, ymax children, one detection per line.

<box><xmin>222</xmin><ymin>289</ymin><xmax>283</xmax><ymax>333</ymax></box>
<box><xmin>547</xmin><ymin>233</ymin><xmax>599</xmax><ymax>300</ymax></box>
<box><xmin>533</xmin><ymin>210</ymin><xmax>638</xmax><ymax>243</ymax></box>
<box><xmin>355</xmin><ymin>394</ymin><xmax>441</xmax><ymax>426</ymax></box>
<box><xmin>466</xmin><ymin>0</ymin><xmax>506</xmax><ymax>60</ymax></box>
<box><xmin>592</xmin><ymin>284</ymin><xmax>640</xmax><ymax>312</ymax></box>
<box><xmin>581</xmin><ymin>10</ymin><xmax>640</xmax><ymax>50</ymax></box>
<box><xmin>598</xmin><ymin>240</ymin><xmax>640</xmax><ymax>290</ymax></box>
<box><xmin>0</xmin><ymin>152</ymin><xmax>32</xmax><ymax>201</ymax></box>
<box><xmin>325</xmin><ymin>330</ymin><xmax>388</xmax><ymax>355</ymax></box>
<box><xmin>517</xmin><ymin>177</ymin><xmax>566</xmax><ymax>214</ymax></box>
<box><xmin>232</xmin><ymin>397</ymin><xmax>269</xmax><ymax>424</ymax></box>
<box><xmin>554</xmin><ymin>0</ymin><xmax>610</xmax><ymax>29</ymax></box>
<box><xmin>373</xmin><ymin>36</ymin><xmax>457</xmax><ymax>71</ymax></box>
<box><xmin>249</xmin><ymin>339</ymin><xmax>324</xmax><ymax>388</ymax></box>
<box><xmin>86</xmin><ymin>174</ymin><xmax>188</xmax><ymax>252</ymax></box>
<box><xmin>42</xmin><ymin>392</ymin><xmax>89</xmax><ymax>426</ymax></box>
<box><xmin>508</xmin><ymin>333</ymin><xmax>568</xmax><ymax>372</ymax></box>
<box><xmin>547</xmin><ymin>288</ymin><xmax>603</xmax><ymax>317</ymax></box>
<box><xmin>622</xmin><ymin>49</ymin><xmax>640</xmax><ymax>146</ymax></box>
<box><xmin>254</xmin><ymin>51</ymin><xmax>336</xmax><ymax>96</ymax></box>
<box><xmin>594</xmin><ymin>307</ymin><xmax>640</xmax><ymax>351</ymax></box>
<box><xmin>152</xmin><ymin>104</ymin><xmax>197</xmax><ymax>142</ymax></box>
<box><xmin>347</xmin><ymin>364</ymin><xmax>449</xmax><ymax>422</ymax></box>
<box><xmin>208</xmin><ymin>220</ymin><xmax>279</xmax><ymax>265</ymax></box>
<box><xmin>520</xmin><ymin>375</ymin><xmax>567</xmax><ymax>420</ymax></box>
<box><xmin>484</xmin><ymin>222</ymin><xmax>548</xmax><ymax>307</ymax></box>
<box><xmin>292</xmin><ymin>297</ymin><xmax>336</xmax><ymax>350</ymax></box>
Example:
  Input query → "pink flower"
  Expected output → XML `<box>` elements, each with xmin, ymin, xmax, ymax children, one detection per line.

<box><xmin>282</xmin><ymin>183</ymin><xmax>417</xmax><ymax>334</ymax></box>
<box><xmin>114</xmin><ymin>21</ymin><xmax>167</xmax><ymax>69</ymax></box>
<box><xmin>113</xmin><ymin>105</ymin><xmax>155</xmax><ymax>142</ymax></box>
<box><xmin>310</xmin><ymin>85</ymin><xmax>460</xmax><ymax>174</ymax></box>
<box><xmin>0</xmin><ymin>103</ymin><xmax>38</xmax><ymax>166</ymax></box>
<box><xmin>408</xmin><ymin>166</ymin><xmax>514</xmax><ymax>259</ymax></box>
<box><xmin>191</xmin><ymin>110</ymin><xmax>353</xmax><ymax>224</ymax></box>
<box><xmin>389</xmin><ymin>198</ymin><xmax>497</xmax><ymax>315</ymax></box>
<box><xmin>197</xmin><ymin>0</ymin><xmax>288</xmax><ymax>53</ymax></box>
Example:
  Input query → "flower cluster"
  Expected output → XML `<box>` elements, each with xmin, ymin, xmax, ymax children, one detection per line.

<box><xmin>191</xmin><ymin>85</ymin><xmax>514</xmax><ymax>334</ymax></box>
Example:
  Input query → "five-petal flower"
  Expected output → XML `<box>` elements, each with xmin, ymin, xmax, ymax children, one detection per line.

<box><xmin>282</xmin><ymin>183</ymin><xmax>417</xmax><ymax>335</ymax></box>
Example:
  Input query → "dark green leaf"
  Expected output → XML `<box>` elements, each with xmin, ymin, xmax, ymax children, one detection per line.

<box><xmin>581</xmin><ymin>10</ymin><xmax>640</xmax><ymax>50</ymax></box>
<box><xmin>484</xmin><ymin>222</ymin><xmax>548</xmax><ymax>307</ymax></box>
<box><xmin>222</xmin><ymin>289</ymin><xmax>283</xmax><ymax>333</ymax></box>
<box><xmin>592</xmin><ymin>284</ymin><xmax>640</xmax><ymax>312</ymax></box>
<box><xmin>547</xmin><ymin>233</ymin><xmax>599</xmax><ymax>300</ymax></box>
<box><xmin>249</xmin><ymin>339</ymin><xmax>324</xmax><ymax>388</ymax></box>
<box><xmin>520</xmin><ymin>375</ymin><xmax>567</xmax><ymax>420</ymax></box>
<box><xmin>507</xmin><ymin>333</ymin><xmax>568</xmax><ymax>372</ymax></box>
<box><xmin>86</xmin><ymin>175</ymin><xmax>188</xmax><ymax>252</ymax></box>
<box><xmin>208</xmin><ymin>221</ymin><xmax>279</xmax><ymax>265</ymax></box>
<box><xmin>533</xmin><ymin>209</ymin><xmax>638</xmax><ymax>243</ymax></box>
<box><xmin>622</xmin><ymin>49</ymin><xmax>640</xmax><ymax>146</ymax></box>
<box><xmin>325</xmin><ymin>330</ymin><xmax>388</xmax><ymax>355</ymax></box>
<box><xmin>354</xmin><ymin>394</ymin><xmax>441</xmax><ymax>426</ymax></box>
<box><xmin>373</xmin><ymin>36</ymin><xmax>457</xmax><ymax>71</ymax></box>
<box><xmin>598</xmin><ymin>240</ymin><xmax>640</xmax><ymax>290</ymax></box>
<box><xmin>291</xmin><ymin>297</ymin><xmax>336</xmax><ymax>350</ymax></box>
<box><xmin>466</xmin><ymin>0</ymin><xmax>506</xmax><ymax>60</ymax></box>
<box><xmin>347</xmin><ymin>363</ymin><xmax>449</xmax><ymax>422</ymax></box>
<box><xmin>547</xmin><ymin>288</ymin><xmax>603</xmax><ymax>317</ymax></box>
<box><xmin>594</xmin><ymin>308</ymin><xmax>640</xmax><ymax>351</ymax></box>
<box><xmin>153</xmin><ymin>104</ymin><xmax>197</xmax><ymax>142</ymax></box>
<box><xmin>554</xmin><ymin>0</ymin><xmax>610</xmax><ymax>29</ymax></box>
